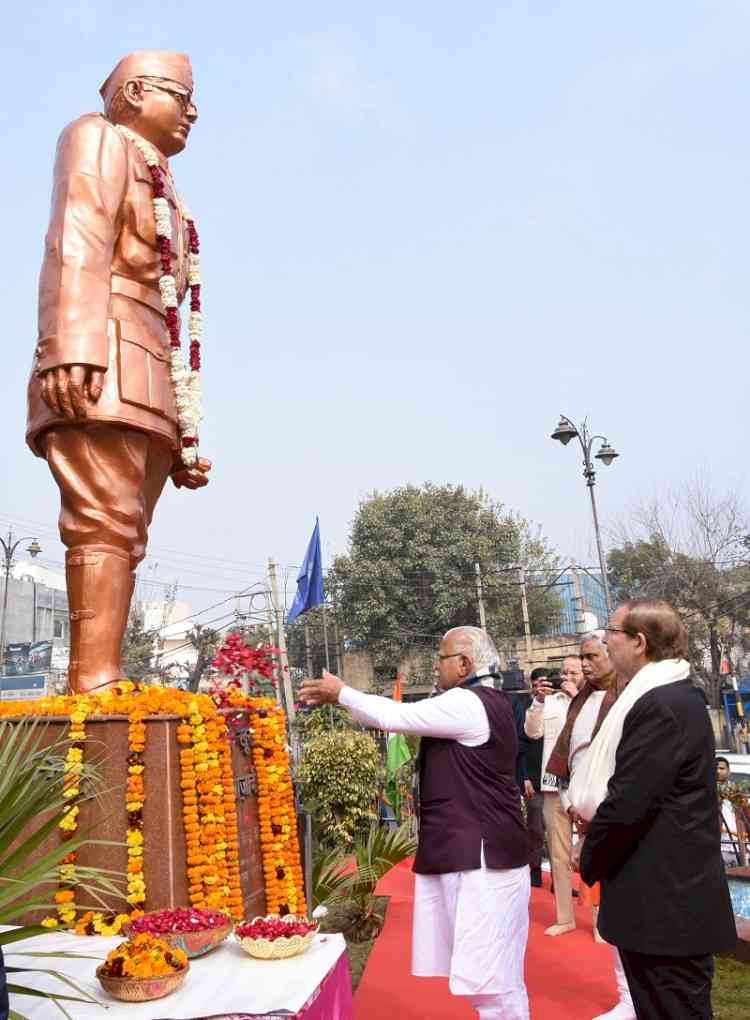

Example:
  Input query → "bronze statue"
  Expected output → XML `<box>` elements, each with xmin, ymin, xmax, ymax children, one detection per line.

<box><xmin>27</xmin><ymin>51</ymin><xmax>211</xmax><ymax>694</ymax></box>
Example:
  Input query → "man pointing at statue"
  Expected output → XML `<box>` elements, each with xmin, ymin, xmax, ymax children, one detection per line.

<box><xmin>300</xmin><ymin>626</ymin><xmax>530</xmax><ymax>1020</ymax></box>
<box><xmin>28</xmin><ymin>51</ymin><xmax>211</xmax><ymax>693</ymax></box>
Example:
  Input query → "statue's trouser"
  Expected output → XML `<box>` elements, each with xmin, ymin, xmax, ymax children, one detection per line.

<box><xmin>39</xmin><ymin>424</ymin><xmax>174</xmax><ymax>693</ymax></box>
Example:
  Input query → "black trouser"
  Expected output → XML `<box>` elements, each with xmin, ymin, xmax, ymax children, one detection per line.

<box><xmin>619</xmin><ymin>948</ymin><xmax>714</xmax><ymax>1020</ymax></box>
<box><xmin>526</xmin><ymin>790</ymin><xmax>545</xmax><ymax>870</ymax></box>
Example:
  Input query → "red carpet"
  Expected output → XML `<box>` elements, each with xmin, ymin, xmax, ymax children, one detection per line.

<box><xmin>355</xmin><ymin>860</ymin><xmax>617</xmax><ymax>1019</ymax></box>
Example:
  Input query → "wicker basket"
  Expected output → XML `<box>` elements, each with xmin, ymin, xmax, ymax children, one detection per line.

<box><xmin>95</xmin><ymin>961</ymin><xmax>189</xmax><ymax>1002</ymax></box>
<box><xmin>235</xmin><ymin>915</ymin><xmax>318</xmax><ymax>960</ymax></box>
<box><xmin>122</xmin><ymin>916</ymin><xmax>233</xmax><ymax>958</ymax></box>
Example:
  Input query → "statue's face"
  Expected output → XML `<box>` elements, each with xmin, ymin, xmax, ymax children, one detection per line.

<box><xmin>124</xmin><ymin>78</ymin><xmax>198</xmax><ymax>157</ymax></box>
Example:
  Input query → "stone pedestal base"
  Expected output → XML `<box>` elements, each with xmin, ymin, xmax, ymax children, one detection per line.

<box><xmin>10</xmin><ymin>713</ymin><xmax>266</xmax><ymax>924</ymax></box>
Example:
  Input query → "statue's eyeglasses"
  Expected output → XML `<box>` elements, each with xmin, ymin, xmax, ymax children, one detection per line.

<box><xmin>141</xmin><ymin>82</ymin><xmax>194</xmax><ymax>113</ymax></box>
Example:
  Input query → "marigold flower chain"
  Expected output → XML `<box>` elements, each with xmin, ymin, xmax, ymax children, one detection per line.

<box><xmin>1</xmin><ymin>682</ymin><xmax>305</xmax><ymax>929</ymax></box>
<box><xmin>178</xmin><ymin>697</ymin><xmax>244</xmax><ymax>919</ymax></box>
<box><xmin>126</xmin><ymin>706</ymin><xmax>147</xmax><ymax>907</ymax></box>
<box><xmin>43</xmin><ymin>700</ymin><xmax>90</xmax><ymax>929</ymax></box>
<box><xmin>249</xmin><ymin>704</ymin><xmax>306</xmax><ymax>917</ymax></box>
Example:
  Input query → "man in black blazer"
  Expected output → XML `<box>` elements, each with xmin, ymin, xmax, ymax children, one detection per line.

<box><xmin>580</xmin><ymin>599</ymin><xmax>736</xmax><ymax>1020</ymax></box>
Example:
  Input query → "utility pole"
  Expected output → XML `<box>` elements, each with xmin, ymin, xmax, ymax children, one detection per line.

<box><xmin>265</xmin><ymin>595</ymin><xmax>282</xmax><ymax>705</ymax></box>
<box><xmin>268</xmin><ymin>558</ymin><xmax>296</xmax><ymax>725</ymax></box>
<box><xmin>474</xmin><ymin>563</ymin><xmax>487</xmax><ymax>630</ymax></box>
<box><xmin>518</xmin><ymin>566</ymin><xmax>533</xmax><ymax>666</ymax></box>
<box><xmin>570</xmin><ymin>561</ymin><xmax>588</xmax><ymax>636</ymax></box>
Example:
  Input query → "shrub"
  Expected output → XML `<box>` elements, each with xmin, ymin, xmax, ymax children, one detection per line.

<box><xmin>298</xmin><ymin>730</ymin><xmax>380</xmax><ymax>848</ymax></box>
<box><xmin>297</xmin><ymin>706</ymin><xmax>353</xmax><ymax>743</ymax></box>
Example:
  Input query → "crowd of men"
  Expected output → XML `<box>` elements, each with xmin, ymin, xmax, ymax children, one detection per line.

<box><xmin>300</xmin><ymin>599</ymin><xmax>737</xmax><ymax>1020</ymax></box>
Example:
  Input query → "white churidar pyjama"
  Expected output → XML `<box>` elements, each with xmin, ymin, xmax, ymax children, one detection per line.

<box><xmin>412</xmin><ymin>852</ymin><xmax>530</xmax><ymax>1020</ymax></box>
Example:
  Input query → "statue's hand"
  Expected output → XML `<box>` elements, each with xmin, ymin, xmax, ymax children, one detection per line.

<box><xmin>39</xmin><ymin>365</ymin><xmax>105</xmax><ymax>418</ymax></box>
<box><xmin>172</xmin><ymin>457</ymin><xmax>212</xmax><ymax>490</ymax></box>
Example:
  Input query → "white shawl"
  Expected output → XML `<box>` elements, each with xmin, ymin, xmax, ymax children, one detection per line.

<box><xmin>568</xmin><ymin>657</ymin><xmax>690</xmax><ymax>821</ymax></box>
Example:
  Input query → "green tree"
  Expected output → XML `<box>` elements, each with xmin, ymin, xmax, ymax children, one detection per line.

<box><xmin>330</xmin><ymin>483</ymin><xmax>559</xmax><ymax>681</ymax></box>
<box><xmin>120</xmin><ymin>605</ymin><xmax>157</xmax><ymax>681</ymax></box>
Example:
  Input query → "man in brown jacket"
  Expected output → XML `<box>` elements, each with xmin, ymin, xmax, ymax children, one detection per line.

<box><xmin>28</xmin><ymin>51</ymin><xmax>210</xmax><ymax>693</ymax></box>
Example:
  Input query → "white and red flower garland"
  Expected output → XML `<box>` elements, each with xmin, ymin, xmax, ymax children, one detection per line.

<box><xmin>116</xmin><ymin>126</ymin><xmax>203</xmax><ymax>466</ymax></box>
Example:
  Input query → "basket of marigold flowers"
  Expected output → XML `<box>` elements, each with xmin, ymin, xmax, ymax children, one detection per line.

<box><xmin>96</xmin><ymin>932</ymin><xmax>189</xmax><ymax>1002</ymax></box>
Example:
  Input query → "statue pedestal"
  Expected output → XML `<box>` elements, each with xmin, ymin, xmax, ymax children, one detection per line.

<box><xmin>13</xmin><ymin>713</ymin><xmax>266</xmax><ymax>924</ymax></box>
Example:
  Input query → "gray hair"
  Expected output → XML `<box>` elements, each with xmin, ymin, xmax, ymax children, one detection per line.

<box><xmin>444</xmin><ymin>626</ymin><xmax>499</xmax><ymax>673</ymax></box>
<box><xmin>580</xmin><ymin>629</ymin><xmax>606</xmax><ymax>649</ymax></box>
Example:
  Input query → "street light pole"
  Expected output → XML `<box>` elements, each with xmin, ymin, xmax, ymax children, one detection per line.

<box><xmin>0</xmin><ymin>530</ymin><xmax>42</xmax><ymax>684</ymax></box>
<box><xmin>550</xmin><ymin>416</ymin><xmax>619</xmax><ymax>617</ymax></box>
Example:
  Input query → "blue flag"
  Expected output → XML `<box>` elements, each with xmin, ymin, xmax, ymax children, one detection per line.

<box><xmin>286</xmin><ymin>519</ymin><xmax>325</xmax><ymax>626</ymax></box>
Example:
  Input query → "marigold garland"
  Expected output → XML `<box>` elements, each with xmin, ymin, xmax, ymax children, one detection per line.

<box><xmin>52</xmin><ymin>704</ymin><xmax>88</xmax><ymax>928</ymax></box>
<box><xmin>177</xmin><ymin>696</ymin><xmax>241</xmax><ymax>917</ymax></box>
<box><xmin>1</xmin><ymin>682</ymin><xmax>305</xmax><ymax>932</ymax></box>
<box><xmin>126</xmin><ymin>704</ymin><xmax>146</xmax><ymax>907</ymax></box>
<box><xmin>218</xmin><ymin>688</ymin><xmax>306</xmax><ymax>917</ymax></box>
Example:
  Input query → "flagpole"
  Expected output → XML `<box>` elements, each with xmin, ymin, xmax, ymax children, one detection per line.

<box><xmin>331</xmin><ymin>589</ymin><xmax>343</xmax><ymax>677</ymax></box>
<box><xmin>321</xmin><ymin>603</ymin><xmax>331</xmax><ymax>672</ymax></box>
<box><xmin>304</xmin><ymin>621</ymin><xmax>314</xmax><ymax>679</ymax></box>
<box><xmin>268</xmin><ymin>558</ymin><xmax>296</xmax><ymax>726</ymax></box>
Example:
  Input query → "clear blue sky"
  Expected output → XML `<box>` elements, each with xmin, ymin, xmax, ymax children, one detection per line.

<box><xmin>1</xmin><ymin>2</ymin><xmax>748</xmax><ymax>615</ymax></box>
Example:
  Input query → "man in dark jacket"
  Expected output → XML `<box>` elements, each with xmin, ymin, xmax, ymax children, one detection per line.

<box><xmin>520</xmin><ymin>668</ymin><xmax>549</xmax><ymax>887</ymax></box>
<box><xmin>300</xmin><ymin>626</ymin><xmax>530</xmax><ymax>1020</ymax></box>
<box><xmin>580</xmin><ymin>600</ymin><xmax>736</xmax><ymax>1020</ymax></box>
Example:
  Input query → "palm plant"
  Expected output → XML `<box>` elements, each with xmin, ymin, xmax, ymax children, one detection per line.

<box><xmin>311</xmin><ymin>847</ymin><xmax>351</xmax><ymax>911</ymax></box>
<box><xmin>0</xmin><ymin>718</ymin><xmax>124</xmax><ymax>1019</ymax></box>
<box><xmin>345</xmin><ymin>822</ymin><xmax>416</xmax><ymax>942</ymax></box>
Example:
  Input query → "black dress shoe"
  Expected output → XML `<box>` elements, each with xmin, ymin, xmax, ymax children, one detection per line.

<box><xmin>530</xmin><ymin>867</ymin><xmax>543</xmax><ymax>887</ymax></box>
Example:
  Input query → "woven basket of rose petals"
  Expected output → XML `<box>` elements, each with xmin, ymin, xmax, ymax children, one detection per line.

<box><xmin>235</xmin><ymin>915</ymin><xmax>319</xmax><ymax>960</ymax></box>
<box><xmin>122</xmin><ymin>908</ymin><xmax>233</xmax><ymax>958</ymax></box>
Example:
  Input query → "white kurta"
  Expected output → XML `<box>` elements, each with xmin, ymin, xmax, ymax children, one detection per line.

<box><xmin>719</xmin><ymin>796</ymin><xmax>739</xmax><ymax>865</ymax></box>
<box><xmin>524</xmin><ymin>691</ymin><xmax>571</xmax><ymax>791</ymax></box>
<box><xmin>338</xmin><ymin>683</ymin><xmax>530</xmax><ymax>1018</ymax></box>
<box><xmin>559</xmin><ymin>689</ymin><xmax>606</xmax><ymax>813</ymax></box>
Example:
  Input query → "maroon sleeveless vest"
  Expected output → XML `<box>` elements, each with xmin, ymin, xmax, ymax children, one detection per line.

<box><xmin>413</xmin><ymin>685</ymin><xmax>528</xmax><ymax>874</ymax></box>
